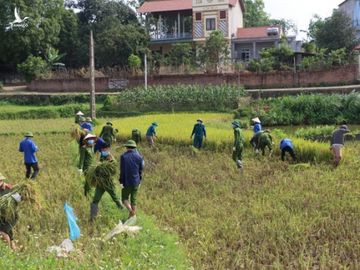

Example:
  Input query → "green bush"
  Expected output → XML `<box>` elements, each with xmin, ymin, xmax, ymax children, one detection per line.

<box><xmin>106</xmin><ymin>85</ymin><xmax>246</xmax><ymax>112</ymax></box>
<box><xmin>251</xmin><ymin>92</ymin><xmax>360</xmax><ymax>126</ymax></box>
<box><xmin>0</xmin><ymin>104</ymin><xmax>89</xmax><ymax>120</ymax></box>
<box><xmin>128</xmin><ymin>54</ymin><xmax>142</xmax><ymax>71</ymax></box>
<box><xmin>0</xmin><ymin>95</ymin><xmax>107</xmax><ymax>106</ymax></box>
<box><xmin>17</xmin><ymin>55</ymin><xmax>49</xmax><ymax>82</ymax></box>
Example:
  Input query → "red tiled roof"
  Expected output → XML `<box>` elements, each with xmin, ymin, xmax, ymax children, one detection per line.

<box><xmin>138</xmin><ymin>0</ymin><xmax>192</xmax><ymax>13</ymax></box>
<box><xmin>236</xmin><ymin>26</ymin><xmax>280</xmax><ymax>39</ymax></box>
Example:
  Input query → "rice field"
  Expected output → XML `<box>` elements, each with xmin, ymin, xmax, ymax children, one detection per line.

<box><xmin>1</xmin><ymin>113</ymin><xmax>360</xmax><ymax>269</ymax></box>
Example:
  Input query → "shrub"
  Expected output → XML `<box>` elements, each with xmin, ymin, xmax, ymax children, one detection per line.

<box><xmin>128</xmin><ymin>54</ymin><xmax>142</xmax><ymax>72</ymax></box>
<box><xmin>17</xmin><ymin>55</ymin><xmax>49</xmax><ymax>82</ymax></box>
<box><xmin>251</xmin><ymin>93</ymin><xmax>360</xmax><ymax>126</ymax></box>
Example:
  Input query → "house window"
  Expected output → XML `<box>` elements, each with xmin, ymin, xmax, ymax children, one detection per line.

<box><xmin>195</xmin><ymin>12</ymin><xmax>202</xmax><ymax>21</ymax></box>
<box><xmin>220</xmin><ymin>11</ymin><xmax>226</xmax><ymax>20</ymax></box>
<box><xmin>240</xmin><ymin>48</ymin><xmax>251</xmax><ymax>62</ymax></box>
<box><xmin>206</xmin><ymin>18</ymin><xmax>216</xmax><ymax>31</ymax></box>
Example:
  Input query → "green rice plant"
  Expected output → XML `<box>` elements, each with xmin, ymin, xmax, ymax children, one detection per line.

<box><xmin>98</xmin><ymin>113</ymin><xmax>332</xmax><ymax>163</ymax></box>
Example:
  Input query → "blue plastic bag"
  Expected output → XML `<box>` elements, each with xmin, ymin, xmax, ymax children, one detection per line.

<box><xmin>64</xmin><ymin>202</ymin><xmax>81</xmax><ymax>241</ymax></box>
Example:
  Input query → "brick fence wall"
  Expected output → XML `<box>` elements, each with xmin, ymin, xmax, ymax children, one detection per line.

<box><xmin>127</xmin><ymin>65</ymin><xmax>358</xmax><ymax>89</ymax></box>
<box><xmin>27</xmin><ymin>65</ymin><xmax>358</xmax><ymax>92</ymax></box>
<box><xmin>28</xmin><ymin>77</ymin><xmax>109</xmax><ymax>92</ymax></box>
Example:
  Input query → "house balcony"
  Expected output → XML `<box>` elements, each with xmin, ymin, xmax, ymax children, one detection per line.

<box><xmin>145</xmin><ymin>10</ymin><xmax>193</xmax><ymax>44</ymax></box>
<box><xmin>150</xmin><ymin>32</ymin><xmax>193</xmax><ymax>43</ymax></box>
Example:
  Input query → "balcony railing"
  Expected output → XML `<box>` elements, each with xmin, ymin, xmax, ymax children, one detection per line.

<box><xmin>150</xmin><ymin>32</ymin><xmax>193</xmax><ymax>41</ymax></box>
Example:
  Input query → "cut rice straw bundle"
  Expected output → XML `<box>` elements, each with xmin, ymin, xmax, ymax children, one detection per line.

<box><xmin>85</xmin><ymin>161</ymin><xmax>118</xmax><ymax>190</ymax></box>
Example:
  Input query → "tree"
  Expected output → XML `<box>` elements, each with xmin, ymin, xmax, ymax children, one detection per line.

<box><xmin>168</xmin><ymin>43</ymin><xmax>193</xmax><ymax>67</ymax></box>
<box><xmin>313</xmin><ymin>10</ymin><xmax>358</xmax><ymax>51</ymax></box>
<box><xmin>269</xmin><ymin>18</ymin><xmax>297</xmax><ymax>36</ymax></box>
<box><xmin>244</xmin><ymin>0</ymin><xmax>270</xmax><ymax>27</ymax></box>
<box><xmin>57</xmin><ymin>9</ymin><xmax>82</xmax><ymax>67</ymax></box>
<box><xmin>247</xmin><ymin>42</ymin><xmax>294</xmax><ymax>72</ymax></box>
<box><xmin>95</xmin><ymin>18</ymin><xmax>148</xmax><ymax>67</ymax></box>
<box><xmin>67</xmin><ymin>0</ymin><xmax>148</xmax><ymax>68</ymax></box>
<box><xmin>199</xmin><ymin>30</ymin><xmax>229</xmax><ymax>72</ymax></box>
<box><xmin>68</xmin><ymin>0</ymin><xmax>138</xmax><ymax>25</ymax></box>
<box><xmin>0</xmin><ymin>0</ymin><xmax>64</xmax><ymax>70</ymax></box>
<box><xmin>308</xmin><ymin>15</ymin><xmax>325</xmax><ymax>41</ymax></box>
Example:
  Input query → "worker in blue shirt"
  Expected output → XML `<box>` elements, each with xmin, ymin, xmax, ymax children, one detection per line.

<box><xmin>280</xmin><ymin>138</ymin><xmax>296</xmax><ymax>161</ymax></box>
<box><xmin>19</xmin><ymin>132</ymin><xmax>39</xmax><ymax>179</ymax></box>
<box><xmin>146</xmin><ymin>122</ymin><xmax>158</xmax><ymax>147</ymax></box>
<box><xmin>120</xmin><ymin>140</ymin><xmax>145</xmax><ymax>218</ymax></box>
<box><xmin>190</xmin><ymin>119</ymin><xmax>206</xmax><ymax>149</ymax></box>
<box><xmin>250</xmin><ymin>117</ymin><xmax>262</xmax><ymax>149</ymax></box>
<box><xmin>81</xmin><ymin>117</ymin><xmax>93</xmax><ymax>132</ymax></box>
<box><xmin>94</xmin><ymin>136</ymin><xmax>108</xmax><ymax>154</ymax></box>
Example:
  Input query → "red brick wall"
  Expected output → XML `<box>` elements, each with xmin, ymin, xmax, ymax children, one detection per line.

<box><xmin>29</xmin><ymin>77</ymin><xmax>109</xmax><ymax>92</ymax></box>
<box><xmin>128</xmin><ymin>65</ymin><xmax>358</xmax><ymax>89</ymax></box>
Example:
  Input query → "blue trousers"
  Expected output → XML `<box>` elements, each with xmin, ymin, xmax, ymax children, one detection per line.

<box><xmin>193</xmin><ymin>136</ymin><xmax>203</xmax><ymax>149</ymax></box>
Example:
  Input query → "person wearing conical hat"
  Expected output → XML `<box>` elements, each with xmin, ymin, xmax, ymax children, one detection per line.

<box><xmin>232</xmin><ymin>120</ymin><xmax>244</xmax><ymax>169</ymax></box>
<box><xmin>250</xmin><ymin>117</ymin><xmax>262</xmax><ymax>149</ymax></box>
<box><xmin>19</xmin><ymin>132</ymin><xmax>39</xmax><ymax>179</ymax></box>
<box><xmin>75</xmin><ymin>111</ymin><xmax>84</xmax><ymax>124</ymax></box>
<box><xmin>146</xmin><ymin>122</ymin><xmax>158</xmax><ymax>147</ymax></box>
<box><xmin>190</xmin><ymin>119</ymin><xmax>206</xmax><ymax>149</ymax></box>
<box><xmin>99</xmin><ymin>121</ymin><xmax>116</xmax><ymax>146</ymax></box>
<box><xmin>81</xmin><ymin>117</ymin><xmax>93</xmax><ymax>132</ymax></box>
<box><xmin>119</xmin><ymin>140</ymin><xmax>144</xmax><ymax>218</ymax></box>
<box><xmin>0</xmin><ymin>174</ymin><xmax>13</xmax><ymax>191</ymax></box>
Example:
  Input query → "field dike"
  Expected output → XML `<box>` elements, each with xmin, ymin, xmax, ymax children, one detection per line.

<box><xmin>0</xmin><ymin>115</ymin><xmax>359</xmax><ymax>269</ymax></box>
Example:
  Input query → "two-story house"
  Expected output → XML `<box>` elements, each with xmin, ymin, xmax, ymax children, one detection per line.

<box><xmin>339</xmin><ymin>0</ymin><xmax>360</xmax><ymax>39</ymax></box>
<box><xmin>138</xmin><ymin>0</ymin><xmax>285</xmax><ymax>63</ymax></box>
<box><xmin>138</xmin><ymin>0</ymin><xmax>245</xmax><ymax>55</ymax></box>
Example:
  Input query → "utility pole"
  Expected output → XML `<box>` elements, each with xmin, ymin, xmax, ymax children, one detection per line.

<box><xmin>89</xmin><ymin>30</ymin><xmax>96</xmax><ymax>119</ymax></box>
<box><xmin>144</xmin><ymin>53</ymin><xmax>148</xmax><ymax>90</ymax></box>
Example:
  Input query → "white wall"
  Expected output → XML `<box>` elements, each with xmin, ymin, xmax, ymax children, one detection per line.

<box><xmin>229</xmin><ymin>0</ymin><xmax>243</xmax><ymax>37</ymax></box>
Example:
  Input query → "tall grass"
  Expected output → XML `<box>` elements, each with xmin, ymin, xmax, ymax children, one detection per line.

<box><xmin>103</xmin><ymin>85</ymin><xmax>246</xmax><ymax>112</ymax></box>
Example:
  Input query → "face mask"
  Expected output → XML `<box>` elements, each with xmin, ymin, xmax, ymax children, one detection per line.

<box><xmin>101</xmin><ymin>151</ymin><xmax>110</xmax><ymax>157</ymax></box>
<box><xmin>87</xmin><ymin>140</ymin><xmax>95</xmax><ymax>145</ymax></box>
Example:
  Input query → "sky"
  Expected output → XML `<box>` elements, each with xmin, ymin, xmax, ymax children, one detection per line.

<box><xmin>263</xmin><ymin>0</ymin><xmax>342</xmax><ymax>39</ymax></box>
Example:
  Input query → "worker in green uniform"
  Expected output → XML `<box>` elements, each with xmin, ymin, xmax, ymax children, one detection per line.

<box><xmin>232</xmin><ymin>120</ymin><xmax>244</xmax><ymax>169</ymax></box>
<box><xmin>256</xmin><ymin>130</ymin><xmax>273</xmax><ymax>156</ymax></box>
<box><xmin>79</xmin><ymin>134</ymin><xmax>96</xmax><ymax>196</ymax></box>
<box><xmin>99</xmin><ymin>122</ymin><xmax>116</xmax><ymax>146</ymax></box>
<box><xmin>0</xmin><ymin>174</ymin><xmax>20</xmax><ymax>251</ymax></box>
<box><xmin>89</xmin><ymin>145</ymin><xmax>123</xmax><ymax>222</ymax></box>
<box><xmin>131</xmin><ymin>129</ymin><xmax>142</xmax><ymax>144</ymax></box>
<box><xmin>190</xmin><ymin>119</ymin><xmax>206</xmax><ymax>149</ymax></box>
